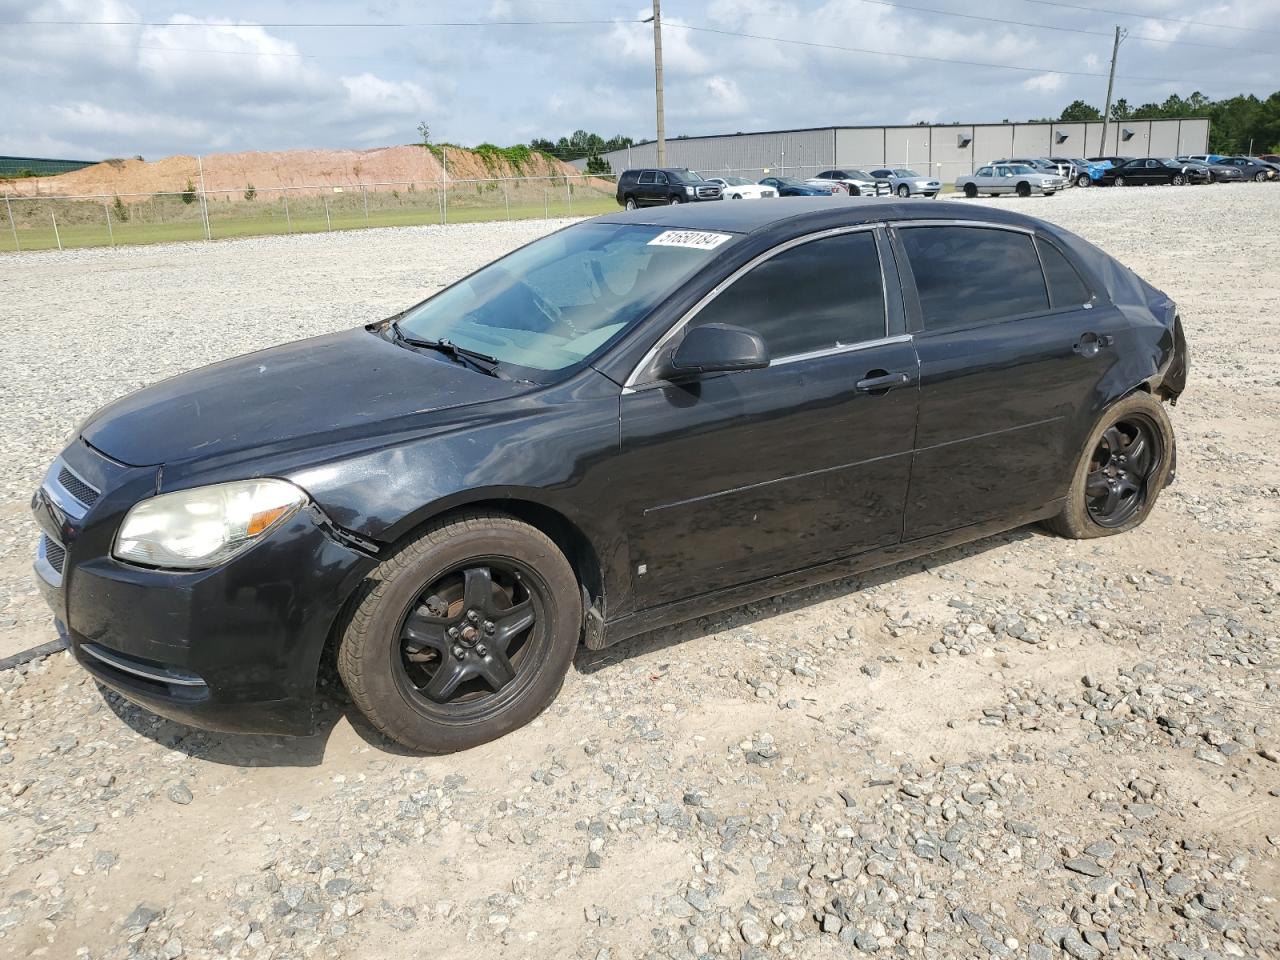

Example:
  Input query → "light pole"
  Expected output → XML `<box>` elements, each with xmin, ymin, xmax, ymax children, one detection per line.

<box><xmin>643</xmin><ymin>2</ymin><xmax>666</xmax><ymax>166</ymax></box>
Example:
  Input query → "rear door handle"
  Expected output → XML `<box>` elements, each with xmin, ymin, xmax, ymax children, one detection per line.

<box><xmin>856</xmin><ymin>371</ymin><xmax>912</xmax><ymax>394</ymax></box>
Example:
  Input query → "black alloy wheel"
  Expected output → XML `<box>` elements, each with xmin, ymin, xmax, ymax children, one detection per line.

<box><xmin>1084</xmin><ymin>417</ymin><xmax>1162</xmax><ymax>528</ymax></box>
<box><xmin>395</xmin><ymin>562</ymin><xmax>544</xmax><ymax>717</ymax></box>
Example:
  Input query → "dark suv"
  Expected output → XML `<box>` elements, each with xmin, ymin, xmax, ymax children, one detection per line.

<box><xmin>616</xmin><ymin>168</ymin><xmax>722</xmax><ymax>208</ymax></box>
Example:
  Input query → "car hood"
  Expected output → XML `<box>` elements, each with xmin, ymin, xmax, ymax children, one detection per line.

<box><xmin>80</xmin><ymin>327</ymin><xmax>526</xmax><ymax>468</ymax></box>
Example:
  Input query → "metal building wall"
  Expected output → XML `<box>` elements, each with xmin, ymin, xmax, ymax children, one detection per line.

<box><xmin>576</xmin><ymin>119</ymin><xmax>1210</xmax><ymax>181</ymax></box>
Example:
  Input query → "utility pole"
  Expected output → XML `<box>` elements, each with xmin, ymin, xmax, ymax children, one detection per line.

<box><xmin>1099</xmin><ymin>26</ymin><xmax>1126</xmax><ymax>156</ymax></box>
<box><xmin>644</xmin><ymin>1</ymin><xmax>666</xmax><ymax>166</ymax></box>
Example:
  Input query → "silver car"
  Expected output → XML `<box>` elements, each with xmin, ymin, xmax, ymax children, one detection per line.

<box><xmin>804</xmin><ymin>168</ymin><xmax>892</xmax><ymax>197</ymax></box>
<box><xmin>867</xmin><ymin>167</ymin><xmax>941</xmax><ymax>198</ymax></box>
<box><xmin>955</xmin><ymin>163</ymin><xmax>1066</xmax><ymax>198</ymax></box>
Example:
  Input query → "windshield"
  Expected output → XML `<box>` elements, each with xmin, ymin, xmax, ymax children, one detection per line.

<box><xmin>1005</xmin><ymin>164</ymin><xmax>1036</xmax><ymax>174</ymax></box>
<box><xmin>893</xmin><ymin>169</ymin><xmax>920</xmax><ymax>177</ymax></box>
<box><xmin>669</xmin><ymin>169</ymin><xmax>704</xmax><ymax>184</ymax></box>
<box><xmin>718</xmin><ymin>175</ymin><xmax>752</xmax><ymax>185</ymax></box>
<box><xmin>394</xmin><ymin>222</ymin><xmax>731</xmax><ymax>381</ymax></box>
<box><xmin>772</xmin><ymin>177</ymin><xmax>804</xmax><ymax>186</ymax></box>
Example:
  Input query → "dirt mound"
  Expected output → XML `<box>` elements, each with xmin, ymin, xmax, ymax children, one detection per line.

<box><xmin>0</xmin><ymin>145</ymin><xmax>587</xmax><ymax>199</ymax></box>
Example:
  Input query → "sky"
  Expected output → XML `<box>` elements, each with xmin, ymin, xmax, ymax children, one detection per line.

<box><xmin>0</xmin><ymin>0</ymin><xmax>1275</xmax><ymax>160</ymax></box>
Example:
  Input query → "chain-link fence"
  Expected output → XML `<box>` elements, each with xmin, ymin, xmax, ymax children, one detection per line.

<box><xmin>0</xmin><ymin>172</ymin><xmax>620</xmax><ymax>253</ymax></box>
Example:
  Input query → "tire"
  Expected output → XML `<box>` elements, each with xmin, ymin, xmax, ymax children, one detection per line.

<box><xmin>731</xmin><ymin>193</ymin><xmax>742</xmax><ymax>199</ymax></box>
<box><xmin>669</xmin><ymin>195</ymin><xmax>682</xmax><ymax>204</ymax></box>
<box><xmin>850</xmin><ymin>186</ymin><xmax>861</xmax><ymax>196</ymax></box>
<box><xmin>1043</xmin><ymin>392</ymin><xmax>1175</xmax><ymax>540</ymax></box>
<box><xmin>897</xmin><ymin>184</ymin><xmax>910</xmax><ymax>198</ymax></box>
<box><xmin>1077</xmin><ymin>174</ymin><xmax>1091</xmax><ymax>187</ymax></box>
<box><xmin>1016</xmin><ymin>181</ymin><xmax>1031</xmax><ymax>197</ymax></box>
<box><xmin>1114</xmin><ymin>176</ymin><xmax>1127</xmax><ymax>187</ymax></box>
<box><xmin>337</xmin><ymin>512</ymin><xmax>582</xmax><ymax>753</ymax></box>
<box><xmin>1172</xmin><ymin>175</ymin><xmax>1185</xmax><ymax>186</ymax></box>
<box><xmin>624</xmin><ymin>196</ymin><xmax>637</xmax><ymax>210</ymax></box>
<box><xmin>963</xmin><ymin>183</ymin><xmax>977</xmax><ymax>198</ymax></box>
<box><xmin>1255</xmin><ymin>172</ymin><xmax>1267</xmax><ymax>182</ymax></box>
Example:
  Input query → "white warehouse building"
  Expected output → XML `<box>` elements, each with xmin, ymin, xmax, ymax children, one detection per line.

<box><xmin>572</xmin><ymin>118</ymin><xmax>1211</xmax><ymax>185</ymax></box>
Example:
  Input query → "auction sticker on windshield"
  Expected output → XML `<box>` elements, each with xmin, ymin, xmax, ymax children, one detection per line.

<box><xmin>647</xmin><ymin>230</ymin><xmax>734</xmax><ymax>250</ymax></box>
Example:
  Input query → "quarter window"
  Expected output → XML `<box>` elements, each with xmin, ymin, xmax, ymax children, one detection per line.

<box><xmin>1036</xmin><ymin>238</ymin><xmax>1091</xmax><ymax>308</ymax></box>
<box><xmin>900</xmin><ymin>226</ymin><xmax>1049</xmax><ymax>332</ymax></box>
<box><xmin>687</xmin><ymin>231</ymin><xmax>887</xmax><ymax>357</ymax></box>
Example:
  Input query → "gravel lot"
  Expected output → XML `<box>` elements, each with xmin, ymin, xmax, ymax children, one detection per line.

<box><xmin>0</xmin><ymin>187</ymin><xmax>1277</xmax><ymax>960</ymax></box>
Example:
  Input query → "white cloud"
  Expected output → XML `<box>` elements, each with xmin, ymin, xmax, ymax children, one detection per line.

<box><xmin>1024</xmin><ymin>72</ymin><xmax>1066</xmax><ymax>93</ymax></box>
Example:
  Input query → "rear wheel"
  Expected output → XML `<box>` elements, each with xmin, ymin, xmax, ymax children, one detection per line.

<box><xmin>624</xmin><ymin>196</ymin><xmax>637</xmax><ymax>210</ymax></box>
<box><xmin>338</xmin><ymin>513</ymin><xmax>581</xmax><ymax>753</ymax></box>
<box><xmin>963</xmin><ymin>183</ymin><xmax>977</xmax><ymax>198</ymax></box>
<box><xmin>1044</xmin><ymin>392</ymin><xmax>1174</xmax><ymax>540</ymax></box>
<box><xmin>1115</xmin><ymin>176</ymin><xmax>1127</xmax><ymax>187</ymax></box>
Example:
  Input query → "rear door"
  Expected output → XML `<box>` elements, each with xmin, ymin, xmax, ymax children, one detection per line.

<box><xmin>892</xmin><ymin>222</ymin><xmax>1128</xmax><ymax>539</ymax></box>
<box><xmin>617</xmin><ymin>227</ymin><xmax>919</xmax><ymax>609</ymax></box>
<box><xmin>636</xmin><ymin>171</ymin><xmax>658</xmax><ymax>204</ymax></box>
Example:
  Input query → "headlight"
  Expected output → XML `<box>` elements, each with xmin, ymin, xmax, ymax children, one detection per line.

<box><xmin>685</xmin><ymin>185</ymin><xmax>695</xmax><ymax>196</ymax></box>
<box><xmin>113</xmin><ymin>479</ymin><xmax>306</xmax><ymax>569</ymax></box>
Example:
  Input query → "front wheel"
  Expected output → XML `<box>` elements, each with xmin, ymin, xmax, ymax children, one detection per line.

<box><xmin>337</xmin><ymin>513</ymin><xmax>582</xmax><ymax>753</ymax></box>
<box><xmin>897</xmin><ymin>184</ymin><xmax>910</xmax><ymax>198</ymax></box>
<box><xmin>1016</xmin><ymin>181</ymin><xmax>1031</xmax><ymax>197</ymax></box>
<box><xmin>669</xmin><ymin>195</ymin><xmax>682</xmax><ymax>204</ymax></box>
<box><xmin>1077</xmin><ymin>174</ymin><xmax>1091</xmax><ymax>187</ymax></box>
<box><xmin>963</xmin><ymin>183</ymin><xmax>977</xmax><ymax>198</ymax></box>
<box><xmin>1043</xmin><ymin>392</ymin><xmax>1174</xmax><ymax>540</ymax></box>
<box><xmin>1172</xmin><ymin>174</ymin><xmax>1185</xmax><ymax>186</ymax></box>
<box><xmin>1255</xmin><ymin>172</ymin><xmax>1268</xmax><ymax>182</ymax></box>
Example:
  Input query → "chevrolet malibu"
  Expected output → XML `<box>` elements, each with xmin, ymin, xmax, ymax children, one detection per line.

<box><xmin>33</xmin><ymin>199</ymin><xmax>1187</xmax><ymax>752</ymax></box>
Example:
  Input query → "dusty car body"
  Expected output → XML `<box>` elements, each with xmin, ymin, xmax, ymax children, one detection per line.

<box><xmin>956</xmin><ymin>163</ymin><xmax>1067</xmax><ymax>197</ymax></box>
<box><xmin>34</xmin><ymin>199</ymin><xmax>1187</xmax><ymax>751</ymax></box>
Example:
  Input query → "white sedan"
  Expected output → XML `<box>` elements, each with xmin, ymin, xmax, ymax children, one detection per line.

<box><xmin>702</xmin><ymin>176</ymin><xmax>777</xmax><ymax>199</ymax></box>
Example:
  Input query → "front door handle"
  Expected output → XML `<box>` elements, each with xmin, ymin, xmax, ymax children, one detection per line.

<box><xmin>856</xmin><ymin>371</ymin><xmax>911</xmax><ymax>394</ymax></box>
<box><xmin>1074</xmin><ymin>332</ymin><xmax>1114</xmax><ymax>358</ymax></box>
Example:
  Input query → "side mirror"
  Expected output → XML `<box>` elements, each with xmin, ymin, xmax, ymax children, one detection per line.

<box><xmin>663</xmin><ymin>323</ymin><xmax>770</xmax><ymax>378</ymax></box>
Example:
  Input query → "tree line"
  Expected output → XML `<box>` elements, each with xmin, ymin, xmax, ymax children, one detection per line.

<box><xmin>1052</xmin><ymin>90</ymin><xmax>1279</xmax><ymax>154</ymax></box>
<box><xmin>528</xmin><ymin>131</ymin><xmax>634</xmax><ymax>174</ymax></box>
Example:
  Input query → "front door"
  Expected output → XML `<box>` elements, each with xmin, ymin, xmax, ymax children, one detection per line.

<box><xmin>892</xmin><ymin>223</ymin><xmax>1128</xmax><ymax>539</ymax></box>
<box><xmin>617</xmin><ymin>228</ymin><xmax>919</xmax><ymax>610</ymax></box>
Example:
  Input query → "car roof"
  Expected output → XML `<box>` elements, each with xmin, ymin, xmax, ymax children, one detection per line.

<box><xmin>595</xmin><ymin>197</ymin><xmax>1045</xmax><ymax>236</ymax></box>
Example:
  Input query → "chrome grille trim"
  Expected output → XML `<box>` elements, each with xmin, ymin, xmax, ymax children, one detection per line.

<box><xmin>79</xmin><ymin>643</ymin><xmax>208</xmax><ymax>688</ymax></box>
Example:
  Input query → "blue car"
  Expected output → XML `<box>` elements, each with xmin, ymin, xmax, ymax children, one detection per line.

<box><xmin>1073</xmin><ymin>158</ymin><xmax>1113</xmax><ymax>187</ymax></box>
<box><xmin>759</xmin><ymin>176</ymin><xmax>834</xmax><ymax>197</ymax></box>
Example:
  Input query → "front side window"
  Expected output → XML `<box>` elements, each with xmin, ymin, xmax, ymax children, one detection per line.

<box><xmin>397</xmin><ymin>223</ymin><xmax>735</xmax><ymax>381</ymax></box>
<box><xmin>893</xmin><ymin>169</ymin><xmax>919</xmax><ymax>177</ymax></box>
<box><xmin>686</xmin><ymin>231</ymin><xmax>886</xmax><ymax>358</ymax></box>
<box><xmin>899</xmin><ymin>226</ymin><xmax>1049</xmax><ymax>332</ymax></box>
<box><xmin>977</xmin><ymin>166</ymin><xmax>993</xmax><ymax>177</ymax></box>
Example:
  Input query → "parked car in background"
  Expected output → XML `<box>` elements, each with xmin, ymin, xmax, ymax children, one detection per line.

<box><xmin>1214</xmin><ymin>156</ymin><xmax>1278</xmax><ymax>181</ymax></box>
<box><xmin>956</xmin><ymin>163</ymin><xmax>1066</xmax><ymax>197</ymax></box>
<box><xmin>33</xmin><ymin>198</ymin><xmax>1187</xmax><ymax>752</ymax></box>
<box><xmin>1098</xmin><ymin>158</ymin><xmax>1195</xmax><ymax>187</ymax></box>
<box><xmin>1260</xmin><ymin>154</ymin><xmax>1280</xmax><ymax>165</ymax></box>
<box><xmin>1184</xmin><ymin>154</ymin><xmax>1225</xmax><ymax>164</ymax></box>
<box><xmin>1046</xmin><ymin>157</ymin><xmax>1081</xmax><ymax>185</ymax></box>
<box><xmin>1175</xmin><ymin>158</ymin><xmax>1245</xmax><ymax>183</ymax></box>
<box><xmin>759</xmin><ymin>176</ymin><xmax>837</xmax><ymax>197</ymax></box>
<box><xmin>1087</xmin><ymin>156</ymin><xmax>1133</xmax><ymax>170</ymax></box>
<box><xmin>805</xmin><ymin>169</ymin><xmax>892</xmax><ymax>196</ymax></box>
<box><xmin>1246</xmin><ymin>156</ymin><xmax>1280</xmax><ymax>175</ymax></box>
<box><xmin>702</xmin><ymin>176</ymin><xmax>777</xmax><ymax>199</ymax></box>
<box><xmin>615</xmin><ymin>168</ymin><xmax>723</xmax><ymax>208</ymax></box>
<box><xmin>867</xmin><ymin>168</ymin><xmax>942</xmax><ymax>197</ymax></box>
<box><xmin>1063</xmin><ymin>157</ymin><xmax>1112</xmax><ymax>188</ymax></box>
<box><xmin>997</xmin><ymin>157</ymin><xmax>1070</xmax><ymax>181</ymax></box>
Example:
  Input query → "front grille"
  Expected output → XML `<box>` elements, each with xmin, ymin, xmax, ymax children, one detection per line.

<box><xmin>57</xmin><ymin>467</ymin><xmax>100</xmax><ymax>507</ymax></box>
<box><xmin>695</xmin><ymin>186</ymin><xmax>721</xmax><ymax>199</ymax></box>
<box><xmin>42</xmin><ymin>536</ymin><xmax>66</xmax><ymax>574</ymax></box>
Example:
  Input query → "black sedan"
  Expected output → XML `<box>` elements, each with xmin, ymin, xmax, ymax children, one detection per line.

<box><xmin>32</xmin><ymin>200</ymin><xmax>1187</xmax><ymax>752</ymax></box>
<box><xmin>1177</xmin><ymin>158</ymin><xmax>1245</xmax><ymax>184</ymax></box>
<box><xmin>758</xmin><ymin>176</ymin><xmax>835</xmax><ymax>196</ymax></box>
<box><xmin>1098</xmin><ymin>158</ymin><xmax>1197</xmax><ymax>186</ymax></box>
<box><xmin>1214</xmin><ymin>156</ymin><xmax>1278</xmax><ymax>182</ymax></box>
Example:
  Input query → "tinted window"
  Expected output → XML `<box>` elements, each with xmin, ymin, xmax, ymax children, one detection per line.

<box><xmin>689</xmin><ymin>231</ymin><xmax>886</xmax><ymax>357</ymax></box>
<box><xmin>1037</xmin><ymin>239</ymin><xmax>1091</xmax><ymax>308</ymax></box>
<box><xmin>654</xmin><ymin>172</ymin><xmax>669</xmax><ymax>184</ymax></box>
<box><xmin>900</xmin><ymin>226</ymin><xmax>1048</xmax><ymax>332</ymax></box>
<box><xmin>638</xmin><ymin>171</ymin><xmax>656</xmax><ymax>184</ymax></box>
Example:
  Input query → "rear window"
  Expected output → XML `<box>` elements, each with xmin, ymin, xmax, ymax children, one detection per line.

<box><xmin>900</xmin><ymin>226</ymin><xmax>1049</xmax><ymax>332</ymax></box>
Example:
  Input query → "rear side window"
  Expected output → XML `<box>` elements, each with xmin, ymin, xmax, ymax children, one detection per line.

<box><xmin>638</xmin><ymin>171</ymin><xmax>656</xmax><ymax>184</ymax></box>
<box><xmin>688</xmin><ymin>231</ymin><xmax>886</xmax><ymax>357</ymax></box>
<box><xmin>900</xmin><ymin>226</ymin><xmax>1048</xmax><ymax>332</ymax></box>
<box><xmin>1036</xmin><ymin>238</ymin><xmax>1091</xmax><ymax>308</ymax></box>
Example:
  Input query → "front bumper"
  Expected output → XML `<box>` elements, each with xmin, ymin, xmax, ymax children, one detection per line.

<box><xmin>31</xmin><ymin>442</ymin><xmax>375</xmax><ymax>736</ymax></box>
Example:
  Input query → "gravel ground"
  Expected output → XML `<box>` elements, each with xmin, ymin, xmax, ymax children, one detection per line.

<box><xmin>0</xmin><ymin>188</ymin><xmax>1277</xmax><ymax>960</ymax></box>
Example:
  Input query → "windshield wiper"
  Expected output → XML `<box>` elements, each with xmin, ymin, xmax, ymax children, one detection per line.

<box><xmin>390</xmin><ymin>322</ymin><xmax>506</xmax><ymax>378</ymax></box>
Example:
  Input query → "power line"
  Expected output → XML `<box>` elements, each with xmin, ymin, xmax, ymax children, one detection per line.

<box><xmin>1020</xmin><ymin>0</ymin><xmax>1280</xmax><ymax>37</ymax></box>
<box><xmin>3</xmin><ymin>18</ymin><xmax>639</xmax><ymax>28</ymax></box>
<box><xmin>854</xmin><ymin>0</ymin><xmax>1264</xmax><ymax>53</ymax></box>
<box><xmin>665</xmin><ymin>23</ymin><xmax>1185</xmax><ymax>83</ymax></box>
